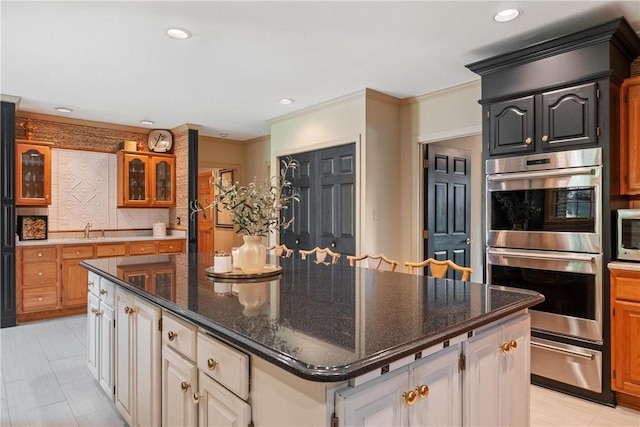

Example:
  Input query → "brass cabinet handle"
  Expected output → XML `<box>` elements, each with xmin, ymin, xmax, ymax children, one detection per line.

<box><xmin>541</xmin><ymin>135</ymin><xmax>549</xmax><ymax>142</ymax></box>
<box><xmin>95</xmin><ymin>310</ymin><xmax>102</xmax><ymax>317</ymax></box>
<box><xmin>124</xmin><ymin>306</ymin><xmax>135</xmax><ymax>315</ymax></box>
<box><xmin>509</xmin><ymin>339</ymin><xmax>518</xmax><ymax>350</ymax></box>
<box><xmin>38</xmin><ymin>252</ymin><xmax>43</xmax><ymax>257</ymax></box>
<box><xmin>402</xmin><ymin>390</ymin><xmax>418</xmax><ymax>406</ymax></box>
<box><xmin>499</xmin><ymin>342</ymin><xmax>511</xmax><ymax>354</ymax></box>
<box><xmin>207</xmin><ymin>358</ymin><xmax>218</xmax><ymax>371</ymax></box>
<box><xmin>38</xmin><ymin>271</ymin><xmax>43</xmax><ymax>276</ymax></box>
<box><xmin>192</xmin><ymin>392</ymin><xmax>202</xmax><ymax>404</ymax></box>
<box><xmin>417</xmin><ymin>384</ymin><xmax>429</xmax><ymax>399</ymax></box>
<box><xmin>88</xmin><ymin>280</ymin><xmax>94</xmax><ymax>287</ymax></box>
<box><xmin>180</xmin><ymin>382</ymin><xmax>190</xmax><ymax>393</ymax></box>
<box><xmin>167</xmin><ymin>331</ymin><xmax>177</xmax><ymax>341</ymax></box>
<box><xmin>525</xmin><ymin>137</ymin><xmax>532</xmax><ymax>145</ymax></box>
<box><xmin>100</xmin><ymin>289</ymin><xmax>107</xmax><ymax>296</ymax></box>
<box><xmin>38</xmin><ymin>296</ymin><xmax>44</xmax><ymax>301</ymax></box>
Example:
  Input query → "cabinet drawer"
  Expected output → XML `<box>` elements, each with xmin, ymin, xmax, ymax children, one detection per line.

<box><xmin>22</xmin><ymin>261</ymin><xmax>58</xmax><ymax>285</ymax></box>
<box><xmin>163</xmin><ymin>311</ymin><xmax>197</xmax><ymax>361</ymax></box>
<box><xmin>99</xmin><ymin>278</ymin><xmax>116</xmax><ymax>307</ymax></box>
<box><xmin>61</xmin><ymin>245</ymin><xmax>95</xmax><ymax>260</ymax></box>
<box><xmin>22</xmin><ymin>246</ymin><xmax>57</xmax><ymax>262</ymax></box>
<box><xmin>22</xmin><ymin>286</ymin><xmax>58</xmax><ymax>312</ymax></box>
<box><xmin>96</xmin><ymin>243</ymin><xmax>127</xmax><ymax>258</ymax></box>
<box><xmin>129</xmin><ymin>241</ymin><xmax>156</xmax><ymax>255</ymax></box>
<box><xmin>614</xmin><ymin>275</ymin><xmax>640</xmax><ymax>302</ymax></box>
<box><xmin>197</xmin><ymin>332</ymin><xmax>249</xmax><ymax>400</ymax></box>
<box><xmin>157</xmin><ymin>240</ymin><xmax>184</xmax><ymax>254</ymax></box>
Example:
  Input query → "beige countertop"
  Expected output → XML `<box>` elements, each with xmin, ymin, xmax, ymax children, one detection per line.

<box><xmin>608</xmin><ymin>261</ymin><xmax>640</xmax><ymax>272</ymax></box>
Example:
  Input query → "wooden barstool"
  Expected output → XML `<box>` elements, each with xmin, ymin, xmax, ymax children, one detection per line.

<box><xmin>405</xmin><ymin>258</ymin><xmax>472</xmax><ymax>281</ymax></box>
<box><xmin>347</xmin><ymin>253</ymin><xmax>399</xmax><ymax>272</ymax></box>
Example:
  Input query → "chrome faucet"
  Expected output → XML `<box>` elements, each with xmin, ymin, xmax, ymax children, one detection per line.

<box><xmin>84</xmin><ymin>222</ymin><xmax>92</xmax><ymax>239</ymax></box>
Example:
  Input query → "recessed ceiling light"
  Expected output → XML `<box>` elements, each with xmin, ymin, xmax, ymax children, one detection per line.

<box><xmin>278</xmin><ymin>98</ymin><xmax>295</xmax><ymax>105</ymax></box>
<box><xmin>494</xmin><ymin>9</ymin><xmax>520</xmax><ymax>23</ymax></box>
<box><xmin>55</xmin><ymin>106</ymin><xmax>73</xmax><ymax>113</ymax></box>
<box><xmin>219</xmin><ymin>133</ymin><xmax>228</xmax><ymax>138</ymax></box>
<box><xmin>140</xmin><ymin>119</ymin><xmax>155</xmax><ymax>125</ymax></box>
<box><xmin>166</xmin><ymin>28</ymin><xmax>192</xmax><ymax>40</ymax></box>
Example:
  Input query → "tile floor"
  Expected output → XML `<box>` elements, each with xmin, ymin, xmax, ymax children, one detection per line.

<box><xmin>1</xmin><ymin>315</ymin><xmax>639</xmax><ymax>427</ymax></box>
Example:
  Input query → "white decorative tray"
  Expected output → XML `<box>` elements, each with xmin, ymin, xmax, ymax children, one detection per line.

<box><xmin>205</xmin><ymin>264</ymin><xmax>282</xmax><ymax>280</ymax></box>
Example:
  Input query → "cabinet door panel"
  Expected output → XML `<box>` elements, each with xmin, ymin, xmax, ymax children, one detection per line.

<box><xmin>540</xmin><ymin>82</ymin><xmax>598</xmax><ymax>150</ymax></box>
<box><xmin>115</xmin><ymin>290</ymin><xmax>134</xmax><ymax>426</ymax></box>
<box><xmin>99</xmin><ymin>303</ymin><xmax>115</xmax><ymax>398</ymax></box>
<box><xmin>499</xmin><ymin>315</ymin><xmax>530</xmax><ymax>426</ymax></box>
<box><xmin>621</xmin><ymin>77</ymin><xmax>640</xmax><ymax>194</ymax></box>
<box><xmin>162</xmin><ymin>347</ymin><xmax>197</xmax><ymax>427</ymax></box>
<box><xmin>62</xmin><ymin>260</ymin><xmax>88</xmax><ymax>307</ymax></box>
<box><xmin>612</xmin><ymin>299</ymin><xmax>640</xmax><ymax>396</ymax></box>
<box><xmin>198</xmin><ymin>370</ymin><xmax>251</xmax><ymax>427</ymax></box>
<box><xmin>135</xmin><ymin>298</ymin><xmax>161</xmax><ymax>427</ymax></box>
<box><xmin>410</xmin><ymin>344</ymin><xmax>462</xmax><ymax>427</ymax></box>
<box><xmin>489</xmin><ymin>96</ymin><xmax>535</xmax><ymax>156</ymax></box>
<box><xmin>335</xmin><ymin>367</ymin><xmax>408</xmax><ymax>427</ymax></box>
<box><xmin>87</xmin><ymin>292</ymin><xmax>100</xmax><ymax>380</ymax></box>
<box><xmin>464</xmin><ymin>324</ymin><xmax>501</xmax><ymax>427</ymax></box>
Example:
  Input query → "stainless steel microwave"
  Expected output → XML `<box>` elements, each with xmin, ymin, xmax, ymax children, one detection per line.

<box><xmin>618</xmin><ymin>209</ymin><xmax>640</xmax><ymax>262</ymax></box>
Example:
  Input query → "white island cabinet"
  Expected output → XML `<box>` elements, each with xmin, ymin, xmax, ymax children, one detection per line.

<box><xmin>86</xmin><ymin>272</ymin><xmax>115</xmax><ymax>398</ymax></box>
<box><xmin>115</xmin><ymin>288</ymin><xmax>161</xmax><ymax>427</ymax></box>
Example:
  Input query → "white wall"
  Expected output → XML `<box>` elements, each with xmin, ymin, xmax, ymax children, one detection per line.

<box><xmin>400</xmin><ymin>80</ymin><xmax>483</xmax><ymax>280</ymax></box>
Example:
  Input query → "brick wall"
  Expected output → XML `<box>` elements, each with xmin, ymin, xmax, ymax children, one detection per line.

<box><xmin>632</xmin><ymin>56</ymin><xmax>640</xmax><ymax>77</ymax></box>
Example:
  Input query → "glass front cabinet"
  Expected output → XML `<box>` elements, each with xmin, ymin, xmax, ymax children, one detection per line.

<box><xmin>118</xmin><ymin>151</ymin><xmax>175</xmax><ymax>207</ymax></box>
<box><xmin>16</xmin><ymin>141</ymin><xmax>52</xmax><ymax>206</ymax></box>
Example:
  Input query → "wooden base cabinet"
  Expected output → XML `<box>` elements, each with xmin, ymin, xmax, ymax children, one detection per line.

<box><xmin>87</xmin><ymin>272</ymin><xmax>115</xmax><ymax>398</ymax></box>
<box><xmin>611</xmin><ymin>268</ymin><xmax>640</xmax><ymax>398</ymax></box>
<box><xmin>115</xmin><ymin>288</ymin><xmax>161</xmax><ymax>427</ymax></box>
<box><xmin>196</xmin><ymin>370</ymin><xmax>251</xmax><ymax>426</ymax></box>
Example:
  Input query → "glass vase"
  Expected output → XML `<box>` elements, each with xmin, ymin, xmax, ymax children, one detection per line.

<box><xmin>238</xmin><ymin>235</ymin><xmax>266</xmax><ymax>274</ymax></box>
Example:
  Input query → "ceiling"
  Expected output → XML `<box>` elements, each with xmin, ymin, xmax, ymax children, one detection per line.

<box><xmin>2</xmin><ymin>1</ymin><xmax>639</xmax><ymax>141</ymax></box>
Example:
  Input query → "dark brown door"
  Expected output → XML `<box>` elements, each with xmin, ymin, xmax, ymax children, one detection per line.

<box><xmin>281</xmin><ymin>143</ymin><xmax>356</xmax><ymax>255</ymax></box>
<box><xmin>424</xmin><ymin>145</ymin><xmax>471</xmax><ymax>279</ymax></box>
<box><xmin>197</xmin><ymin>173</ymin><xmax>214</xmax><ymax>266</ymax></box>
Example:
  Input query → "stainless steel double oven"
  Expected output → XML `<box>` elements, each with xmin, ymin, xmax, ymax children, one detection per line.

<box><xmin>486</xmin><ymin>147</ymin><xmax>604</xmax><ymax>393</ymax></box>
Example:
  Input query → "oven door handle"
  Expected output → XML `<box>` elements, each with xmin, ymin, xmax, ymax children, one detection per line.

<box><xmin>486</xmin><ymin>166</ymin><xmax>598</xmax><ymax>181</ymax></box>
<box><xmin>531</xmin><ymin>341</ymin><xmax>595</xmax><ymax>360</ymax></box>
<box><xmin>487</xmin><ymin>248</ymin><xmax>597</xmax><ymax>264</ymax></box>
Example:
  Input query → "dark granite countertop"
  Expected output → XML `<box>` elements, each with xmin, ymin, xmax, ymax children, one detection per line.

<box><xmin>81</xmin><ymin>253</ymin><xmax>543</xmax><ymax>382</ymax></box>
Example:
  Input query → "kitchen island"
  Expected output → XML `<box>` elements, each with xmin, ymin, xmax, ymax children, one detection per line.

<box><xmin>82</xmin><ymin>253</ymin><xmax>543</xmax><ymax>426</ymax></box>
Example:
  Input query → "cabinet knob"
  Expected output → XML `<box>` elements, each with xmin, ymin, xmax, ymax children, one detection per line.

<box><xmin>88</xmin><ymin>280</ymin><xmax>94</xmax><ymax>287</ymax></box>
<box><xmin>167</xmin><ymin>331</ymin><xmax>177</xmax><ymax>342</ymax></box>
<box><xmin>110</xmin><ymin>248</ymin><xmax>114</xmax><ymax>253</ymax></box>
<box><xmin>417</xmin><ymin>384</ymin><xmax>429</xmax><ymax>399</ymax></box>
<box><xmin>76</xmin><ymin>251</ymin><xmax>81</xmax><ymax>255</ymax></box>
<box><xmin>124</xmin><ymin>306</ymin><xmax>135</xmax><ymax>315</ymax></box>
<box><xmin>38</xmin><ymin>252</ymin><xmax>43</xmax><ymax>257</ymax></box>
<box><xmin>38</xmin><ymin>296</ymin><xmax>44</xmax><ymax>301</ymax></box>
<box><xmin>525</xmin><ymin>137</ymin><xmax>532</xmax><ymax>145</ymax></box>
<box><xmin>192</xmin><ymin>392</ymin><xmax>203</xmax><ymax>404</ymax></box>
<box><xmin>100</xmin><ymin>289</ymin><xmax>107</xmax><ymax>296</ymax></box>
<box><xmin>95</xmin><ymin>310</ymin><xmax>102</xmax><ymax>317</ymax></box>
<box><xmin>499</xmin><ymin>342</ymin><xmax>511</xmax><ymax>354</ymax></box>
<box><xmin>509</xmin><ymin>340</ymin><xmax>518</xmax><ymax>350</ymax></box>
<box><xmin>207</xmin><ymin>358</ymin><xmax>218</xmax><ymax>371</ymax></box>
<box><xmin>541</xmin><ymin>135</ymin><xmax>549</xmax><ymax>142</ymax></box>
<box><xmin>91</xmin><ymin>307</ymin><xmax>97</xmax><ymax>314</ymax></box>
<box><xmin>402</xmin><ymin>390</ymin><xmax>418</xmax><ymax>406</ymax></box>
<box><xmin>38</xmin><ymin>271</ymin><xmax>43</xmax><ymax>276</ymax></box>
<box><xmin>180</xmin><ymin>382</ymin><xmax>191</xmax><ymax>393</ymax></box>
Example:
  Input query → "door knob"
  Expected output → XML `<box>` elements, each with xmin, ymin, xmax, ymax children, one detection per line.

<box><xmin>331</xmin><ymin>241</ymin><xmax>336</xmax><ymax>248</ymax></box>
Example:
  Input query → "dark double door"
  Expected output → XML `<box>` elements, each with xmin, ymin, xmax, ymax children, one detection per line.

<box><xmin>280</xmin><ymin>143</ymin><xmax>356</xmax><ymax>256</ymax></box>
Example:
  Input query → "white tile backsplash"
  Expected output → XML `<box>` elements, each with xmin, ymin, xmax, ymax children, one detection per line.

<box><xmin>18</xmin><ymin>149</ymin><xmax>169</xmax><ymax>232</ymax></box>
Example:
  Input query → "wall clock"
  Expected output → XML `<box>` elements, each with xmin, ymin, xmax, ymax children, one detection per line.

<box><xmin>148</xmin><ymin>129</ymin><xmax>173</xmax><ymax>153</ymax></box>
